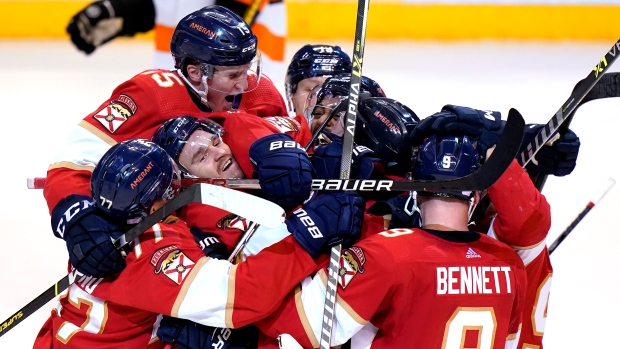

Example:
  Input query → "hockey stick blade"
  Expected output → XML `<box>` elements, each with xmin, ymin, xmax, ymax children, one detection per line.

<box><xmin>0</xmin><ymin>184</ymin><xmax>284</xmax><ymax>338</ymax></box>
<box><xmin>519</xmin><ymin>38</ymin><xmax>620</xmax><ymax>168</ymax></box>
<box><xmin>579</xmin><ymin>71</ymin><xmax>620</xmax><ymax>105</ymax></box>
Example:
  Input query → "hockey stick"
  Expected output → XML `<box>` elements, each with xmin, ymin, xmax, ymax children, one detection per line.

<box><xmin>27</xmin><ymin>113</ymin><xmax>524</xmax><ymax>193</ymax></box>
<box><xmin>548</xmin><ymin>177</ymin><xmax>616</xmax><ymax>254</ymax></box>
<box><xmin>0</xmin><ymin>184</ymin><xmax>285</xmax><ymax>338</ymax></box>
<box><xmin>318</xmin><ymin>0</ymin><xmax>371</xmax><ymax>345</ymax></box>
<box><xmin>516</xmin><ymin>39</ymin><xmax>620</xmax><ymax>188</ymax></box>
<box><xmin>533</xmin><ymin>71</ymin><xmax>620</xmax><ymax>190</ymax></box>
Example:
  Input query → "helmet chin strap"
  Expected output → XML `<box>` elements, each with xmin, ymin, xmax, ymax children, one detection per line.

<box><xmin>177</xmin><ymin>68</ymin><xmax>211</xmax><ymax>108</ymax></box>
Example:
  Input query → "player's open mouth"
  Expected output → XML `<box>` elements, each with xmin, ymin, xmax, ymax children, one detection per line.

<box><xmin>224</xmin><ymin>95</ymin><xmax>235</xmax><ymax>102</ymax></box>
<box><xmin>222</xmin><ymin>158</ymin><xmax>232</xmax><ymax>172</ymax></box>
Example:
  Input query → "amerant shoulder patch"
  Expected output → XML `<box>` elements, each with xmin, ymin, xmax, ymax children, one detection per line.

<box><xmin>265</xmin><ymin>116</ymin><xmax>300</xmax><ymax>133</ymax></box>
<box><xmin>151</xmin><ymin>245</ymin><xmax>196</xmax><ymax>285</ymax></box>
<box><xmin>338</xmin><ymin>246</ymin><xmax>367</xmax><ymax>289</ymax></box>
<box><xmin>92</xmin><ymin>94</ymin><xmax>137</xmax><ymax>134</ymax></box>
<box><xmin>216</xmin><ymin>213</ymin><xmax>249</xmax><ymax>231</ymax></box>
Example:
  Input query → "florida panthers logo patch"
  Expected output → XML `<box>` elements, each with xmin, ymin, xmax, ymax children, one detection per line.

<box><xmin>151</xmin><ymin>245</ymin><xmax>196</xmax><ymax>285</ymax></box>
<box><xmin>216</xmin><ymin>213</ymin><xmax>249</xmax><ymax>231</ymax></box>
<box><xmin>338</xmin><ymin>246</ymin><xmax>366</xmax><ymax>289</ymax></box>
<box><xmin>265</xmin><ymin>116</ymin><xmax>300</xmax><ymax>133</ymax></box>
<box><xmin>92</xmin><ymin>94</ymin><xmax>137</xmax><ymax>133</ymax></box>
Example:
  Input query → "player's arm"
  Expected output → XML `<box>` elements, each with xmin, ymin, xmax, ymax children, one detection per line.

<box><xmin>255</xmin><ymin>233</ymin><xmax>396</xmax><ymax>347</ymax></box>
<box><xmin>486</xmin><ymin>158</ymin><xmax>551</xmax><ymax>261</ymax></box>
<box><xmin>66</xmin><ymin>0</ymin><xmax>155</xmax><ymax>54</ymax></box>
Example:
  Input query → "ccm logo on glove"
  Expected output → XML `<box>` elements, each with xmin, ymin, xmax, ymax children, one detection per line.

<box><xmin>290</xmin><ymin>208</ymin><xmax>323</xmax><ymax>238</ymax></box>
<box><xmin>269</xmin><ymin>140</ymin><xmax>306</xmax><ymax>151</ymax></box>
<box><xmin>55</xmin><ymin>199</ymin><xmax>96</xmax><ymax>238</ymax></box>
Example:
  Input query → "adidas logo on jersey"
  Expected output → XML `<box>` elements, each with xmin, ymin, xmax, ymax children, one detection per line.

<box><xmin>465</xmin><ymin>247</ymin><xmax>481</xmax><ymax>258</ymax></box>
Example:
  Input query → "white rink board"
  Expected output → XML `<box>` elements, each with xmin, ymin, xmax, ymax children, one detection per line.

<box><xmin>0</xmin><ymin>39</ymin><xmax>618</xmax><ymax>348</ymax></box>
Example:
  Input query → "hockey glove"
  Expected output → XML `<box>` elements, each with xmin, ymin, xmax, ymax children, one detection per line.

<box><xmin>286</xmin><ymin>192</ymin><xmax>365</xmax><ymax>259</ymax></box>
<box><xmin>66</xmin><ymin>0</ymin><xmax>123</xmax><ymax>54</ymax></box>
<box><xmin>66</xmin><ymin>0</ymin><xmax>155</xmax><ymax>54</ymax></box>
<box><xmin>367</xmin><ymin>195</ymin><xmax>421</xmax><ymax>229</ymax></box>
<box><xmin>313</xmin><ymin>132</ymin><xmax>382</xmax><ymax>180</ymax></box>
<box><xmin>157</xmin><ymin>316</ymin><xmax>259</xmax><ymax>349</ymax></box>
<box><xmin>250</xmin><ymin>133</ymin><xmax>316</xmax><ymax>211</ymax></box>
<box><xmin>51</xmin><ymin>194</ymin><xmax>125</xmax><ymax>277</ymax></box>
<box><xmin>190</xmin><ymin>228</ymin><xmax>228</xmax><ymax>260</ymax></box>
<box><xmin>522</xmin><ymin>123</ymin><xmax>581</xmax><ymax>177</ymax></box>
<box><xmin>411</xmin><ymin>104</ymin><xmax>505</xmax><ymax>161</ymax></box>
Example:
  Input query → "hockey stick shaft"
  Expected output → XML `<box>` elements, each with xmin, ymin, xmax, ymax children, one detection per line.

<box><xmin>28</xmin><ymin>112</ymin><xmax>524</xmax><ymax>193</ymax></box>
<box><xmin>27</xmin><ymin>115</ymin><xmax>523</xmax><ymax>194</ymax></box>
<box><xmin>0</xmin><ymin>184</ymin><xmax>284</xmax><ymax>338</ymax></box>
<box><xmin>319</xmin><ymin>0</ymin><xmax>370</xmax><ymax>346</ymax></box>
<box><xmin>0</xmin><ymin>184</ymin><xmax>201</xmax><ymax>338</ymax></box>
<box><xmin>519</xmin><ymin>39</ymin><xmax>620</xmax><ymax>170</ymax></box>
<box><xmin>243</xmin><ymin>0</ymin><xmax>264</xmax><ymax>26</ymax></box>
<box><xmin>548</xmin><ymin>177</ymin><xmax>616</xmax><ymax>254</ymax></box>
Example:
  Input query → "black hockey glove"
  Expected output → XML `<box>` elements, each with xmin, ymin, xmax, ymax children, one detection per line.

<box><xmin>367</xmin><ymin>195</ymin><xmax>421</xmax><ymax>229</ymax></box>
<box><xmin>51</xmin><ymin>194</ymin><xmax>126</xmax><ymax>277</ymax></box>
<box><xmin>522</xmin><ymin>123</ymin><xmax>581</xmax><ymax>177</ymax></box>
<box><xmin>250</xmin><ymin>133</ymin><xmax>316</xmax><ymax>211</ymax></box>
<box><xmin>287</xmin><ymin>192</ymin><xmax>364</xmax><ymax>259</ymax></box>
<box><xmin>313</xmin><ymin>132</ymin><xmax>382</xmax><ymax>180</ymax></box>
<box><xmin>190</xmin><ymin>228</ymin><xmax>228</xmax><ymax>260</ymax></box>
<box><xmin>411</xmin><ymin>104</ymin><xmax>505</xmax><ymax>161</ymax></box>
<box><xmin>157</xmin><ymin>316</ymin><xmax>259</xmax><ymax>349</ymax></box>
<box><xmin>66</xmin><ymin>0</ymin><xmax>155</xmax><ymax>54</ymax></box>
<box><xmin>66</xmin><ymin>0</ymin><xmax>123</xmax><ymax>54</ymax></box>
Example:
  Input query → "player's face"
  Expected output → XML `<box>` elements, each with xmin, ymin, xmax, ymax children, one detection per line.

<box><xmin>308</xmin><ymin>95</ymin><xmax>346</xmax><ymax>136</ymax></box>
<box><xmin>292</xmin><ymin>77</ymin><xmax>328</xmax><ymax>115</ymax></box>
<box><xmin>178</xmin><ymin>130</ymin><xmax>244</xmax><ymax>179</ymax></box>
<box><xmin>206</xmin><ymin>58</ymin><xmax>261</xmax><ymax>111</ymax></box>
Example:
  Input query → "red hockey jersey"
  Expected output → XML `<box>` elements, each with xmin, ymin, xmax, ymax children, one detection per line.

<box><xmin>256</xmin><ymin>228</ymin><xmax>527</xmax><ymax>349</ymax></box>
<box><xmin>33</xmin><ymin>219</ymin><xmax>315</xmax><ymax>348</ymax></box>
<box><xmin>486</xmin><ymin>160</ymin><xmax>552</xmax><ymax>348</ymax></box>
<box><xmin>43</xmin><ymin>69</ymin><xmax>286</xmax><ymax>211</ymax></box>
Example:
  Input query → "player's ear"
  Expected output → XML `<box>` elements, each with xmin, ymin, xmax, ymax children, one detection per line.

<box><xmin>186</xmin><ymin>64</ymin><xmax>202</xmax><ymax>83</ymax></box>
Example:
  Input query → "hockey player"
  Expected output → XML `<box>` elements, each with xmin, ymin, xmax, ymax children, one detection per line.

<box><xmin>411</xmin><ymin>106</ymin><xmax>580</xmax><ymax>348</ymax></box>
<box><xmin>255</xmin><ymin>131</ymin><xmax>528</xmax><ymax>348</ymax></box>
<box><xmin>34</xmin><ymin>139</ymin><xmax>364</xmax><ymax>348</ymax></box>
<box><xmin>301</xmin><ymin>73</ymin><xmax>386</xmax><ymax>138</ymax></box>
<box><xmin>284</xmin><ymin>44</ymin><xmax>352</xmax><ymax>115</ymax></box>
<box><xmin>43</xmin><ymin>5</ymin><xmax>297</xmax><ymax>278</ymax></box>
<box><xmin>66</xmin><ymin>0</ymin><xmax>287</xmax><ymax>79</ymax></box>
